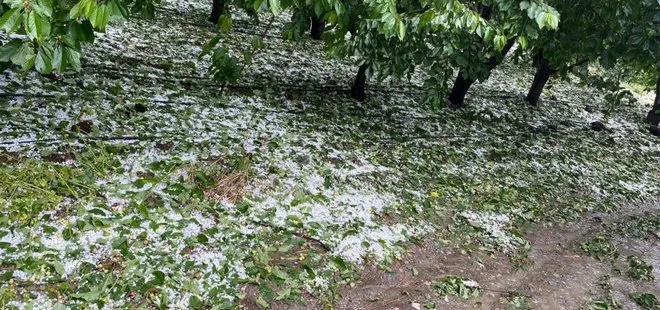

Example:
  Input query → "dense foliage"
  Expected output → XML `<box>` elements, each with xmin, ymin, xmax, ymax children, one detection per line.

<box><xmin>1</xmin><ymin>0</ymin><xmax>656</xmax><ymax>113</ymax></box>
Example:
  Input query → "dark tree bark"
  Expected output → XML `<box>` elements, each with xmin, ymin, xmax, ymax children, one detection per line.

<box><xmin>447</xmin><ymin>39</ymin><xmax>516</xmax><ymax>107</ymax></box>
<box><xmin>526</xmin><ymin>50</ymin><xmax>555</xmax><ymax>105</ymax></box>
<box><xmin>447</xmin><ymin>72</ymin><xmax>473</xmax><ymax>108</ymax></box>
<box><xmin>310</xmin><ymin>16</ymin><xmax>325</xmax><ymax>40</ymax></box>
<box><xmin>209</xmin><ymin>0</ymin><xmax>226</xmax><ymax>24</ymax></box>
<box><xmin>647</xmin><ymin>78</ymin><xmax>660</xmax><ymax>126</ymax></box>
<box><xmin>351</xmin><ymin>64</ymin><xmax>369</xmax><ymax>101</ymax></box>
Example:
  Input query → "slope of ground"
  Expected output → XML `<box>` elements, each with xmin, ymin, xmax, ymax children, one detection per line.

<box><xmin>0</xmin><ymin>1</ymin><xmax>659</xmax><ymax>309</ymax></box>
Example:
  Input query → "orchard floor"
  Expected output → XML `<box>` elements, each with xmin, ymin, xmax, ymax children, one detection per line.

<box><xmin>1</xmin><ymin>1</ymin><xmax>659</xmax><ymax>309</ymax></box>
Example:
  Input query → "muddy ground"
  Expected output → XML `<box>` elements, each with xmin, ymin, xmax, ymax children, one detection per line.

<box><xmin>336</xmin><ymin>202</ymin><xmax>660</xmax><ymax>310</ymax></box>
<box><xmin>241</xmin><ymin>201</ymin><xmax>660</xmax><ymax>309</ymax></box>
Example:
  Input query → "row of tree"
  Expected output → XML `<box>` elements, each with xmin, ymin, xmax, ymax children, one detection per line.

<box><xmin>0</xmin><ymin>0</ymin><xmax>658</xmax><ymax>129</ymax></box>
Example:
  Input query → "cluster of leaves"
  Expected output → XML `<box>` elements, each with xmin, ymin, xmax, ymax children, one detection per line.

<box><xmin>0</xmin><ymin>0</ymin><xmax>159</xmax><ymax>73</ymax></box>
<box><xmin>431</xmin><ymin>275</ymin><xmax>481</xmax><ymax>299</ymax></box>
<box><xmin>201</xmin><ymin>0</ymin><xmax>658</xmax><ymax>110</ymax></box>
<box><xmin>626</xmin><ymin>255</ymin><xmax>655</xmax><ymax>281</ymax></box>
<box><xmin>631</xmin><ymin>293</ymin><xmax>659</xmax><ymax>310</ymax></box>
<box><xmin>198</xmin><ymin>0</ymin><xmax>560</xmax><ymax>103</ymax></box>
<box><xmin>580</xmin><ymin>235</ymin><xmax>619</xmax><ymax>262</ymax></box>
<box><xmin>503</xmin><ymin>292</ymin><xmax>531</xmax><ymax>310</ymax></box>
<box><xmin>0</xmin><ymin>158</ymin><xmax>97</xmax><ymax>225</ymax></box>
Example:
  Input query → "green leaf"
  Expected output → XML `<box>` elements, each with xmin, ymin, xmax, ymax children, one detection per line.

<box><xmin>69</xmin><ymin>0</ymin><xmax>83</xmax><ymax>19</ymax></box>
<box><xmin>152</xmin><ymin>270</ymin><xmax>165</xmax><ymax>285</ymax></box>
<box><xmin>218</xmin><ymin>14</ymin><xmax>232</xmax><ymax>31</ymax></box>
<box><xmin>519</xmin><ymin>1</ymin><xmax>530</xmax><ymax>10</ymax></box>
<box><xmin>73</xmin><ymin>20</ymin><xmax>95</xmax><ymax>44</ymax></box>
<box><xmin>256</xmin><ymin>297</ymin><xmax>269</xmax><ymax>309</ymax></box>
<box><xmin>252</xmin><ymin>0</ymin><xmax>265</xmax><ymax>12</ymax></box>
<box><xmin>71</xmin><ymin>290</ymin><xmax>102</xmax><ymax>301</ymax></box>
<box><xmin>334</xmin><ymin>2</ymin><xmax>344</xmax><ymax>16</ymax></box>
<box><xmin>544</xmin><ymin>13</ymin><xmax>559</xmax><ymax>30</ymax></box>
<box><xmin>0</xmin><ymin>7</ymin><xmax>23</xmax><ymax>33</ymax></box>
<box><xmin>83</xmin><ymin>0</ymin><xmax>96</xmax><ymax>17</ymax></box>
<box><xmin>275</xmin><ymin>288</ymin><xmax>291</xmax><ymax>301</ymax></box>
<box><xmin>89</xmin><ymin>5</ymin><xmax>101</xmax><ymax>28</ymax></box>
<box><xmin>535</xmin><ymin>12</ymin><xmax>547</xmax><ymax>29</ymax></box>
<box><xmin>31</xmin><ymin>0</ymin><xmax>52</xmax><ymax>19</ymax></box>
<box><xmin>24</xmin><ymin>12</ymin><xmax>50</xmax><ymax>42</ymax></box>
<box><xmin>64</xmin><ymin>46</ymin><xmax>82</xmax><ymax>71</ymax></box>
<box><xmin>22</xmin><ymin>48</ymin><xmax>36</xmax><ymax>71</ymax></box>
<box><xmin>494</xmin><ymin>35</ymin><xmax>507</xmax><ymax>51</ymax></box>
<box><xmin>189</xmin><ymin>295</ymin><xmax>203</xmax><ymax>309</ymax></box>
<box><xmin>25</xmin><ymin>12</ymin><xmax>38</xmax><ymax>41</ymax></box>
<box><xmin>96</xmin><ymin>4</ymin><xmax>110</xmax><ymax>30</ymax></box>
<box><xmin>251</xmin><ymin>37</ymin><xmax>264</xmax><ymax>50</ymax></box>
<box><xmin>0</xmin><ymin>39</ymin><xmax>24</xmax><ymax>63</ymax></box>
<box><xmin>332</xmin><ymin>256</ymin><xmax>347</xmax><ymax>269</ymax></box>
<box><xmin>200</xmin><ymin>36</ymin><xmax>221</xmax><ymax>59</ymax></box>
<box><xmin>396</xmin><ymin>20</ymin><xmax>406</xmax><ymax>40</ymax></box>
<box><xmin>53</xmin><ymin>261</ymin><xmax>65</xmax><ymax>275</ymax></box>
<box><xmin>268</xmin><ymin>0</ymin><xmax>281</xmax><ymax>15</ymax></box>
<box><xmin>113</xmin><ymin>0</ymin><xmax>129</xmax><ymax>19</ymax></box>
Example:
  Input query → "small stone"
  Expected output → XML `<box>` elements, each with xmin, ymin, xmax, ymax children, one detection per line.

<box><xmin>584</xmin><ymin>105</ymin><xmax>596</xmax><ymax>113</ymax></box>
<box><xmin>590</xmin><ymin>121</ymin><xmax>607</xmax><ymax>132</ymax></box>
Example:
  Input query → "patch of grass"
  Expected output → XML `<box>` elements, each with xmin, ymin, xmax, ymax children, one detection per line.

<box><xmin>432</xmin><ymin>275</ymin><xmax>481</xmax><ymax>300</ymax></box>
<box><xmin>580</xmin><ymin>236</ymin><xmax>619</xmax><ymax>262</ymax></box>
<box><xmin>631</xmin><ymin>293</ymin><xmax>660</xmax><ymax>310</ymax></box>
<box><xmin>0</xmin><ymin>159</ymin><xmax>97</xmax><ymax>225</ymax></box>
<box><xmin>626</xmin><ymin>256</ymin><xmax>655</xmax><ymax>281</ymax></box>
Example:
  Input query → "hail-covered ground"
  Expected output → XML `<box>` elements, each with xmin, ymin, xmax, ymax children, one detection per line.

<box><xmin>1</xmin><ymin>0</ymin><xmax>659</xmax><ymax>309</ymax></box>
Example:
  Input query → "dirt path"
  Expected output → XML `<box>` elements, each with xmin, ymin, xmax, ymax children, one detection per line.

<box><xmin>334</xmin><ymin>202</ymin><xmax>660</xmax><ymax>310</ymax></box>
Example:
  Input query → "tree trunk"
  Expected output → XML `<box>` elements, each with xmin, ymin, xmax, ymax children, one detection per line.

<box><xmin>526</xmin><ymin>51</ymin><xmax>554</xmax><ymax>105</ymax></box>
<box><xmin>351</xmin><ymin>64</ymin><xmax>369</xmax><ymax>101</ymax></box>
<box><xmin>647</xmin><ymin>78</ymin><xmax>660</xmax><ymax>126</ymax></box>
<box><xmin>209</xmin><ymin>0</ymin><xmax>225</xmax><ymax>24</ymax></box>
<box><xmin>447</xmin><ymin>73</ymin><xmax>473</xmax><ymax>108</ymax></box>
<box><xmin>447</xmin><ymin>39</ymin><xmax>516</xmax><ymax>107</ymax></box>
<box><xmin>310</xmin><ymin>16</ymin><xmax>325</xmax><ymax>40</ymax></box>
